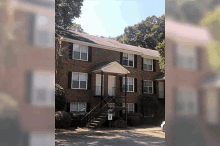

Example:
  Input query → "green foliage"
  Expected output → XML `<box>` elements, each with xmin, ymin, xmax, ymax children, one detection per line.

<box><xmin>55</xmin><ymin>84</ymin><xmax>67</xmax><ymax>111</ymax></box>
<box><xmin>139</xmin><ymin>94</ymin><xmax>158</xmax><ymax>117</ymax></box>
<box><xmin>55</xmin><ymin>111</ymin><xmax>71</xmax><ymax>128</ymax></box>
<box><xmin>116</xmin><ymin>14</ymin><xmax>165</xmax><ymax>50</ymax></box>
<box><xmin>68</xmin><ymin>23</ymin><xmax>84</xmax><ymax>33</ymax></box>
<box><xmin>155</xmin><ymin>40</ymin><xmax>165</xmax><ymax>73</ymax></box>
<box><xmin>55</xmin><ymin>0</ymin><xmax>84</xmax><ymax>29</ymax></box>
<box><xmin>113</xmin><ymin>119</ymin><xmax>126</xmax><ymax>128</ymax></box>
<box><xmin>127</xmin><ymin>116</ymin><xmax>140</xmax><ymax>126</ymax></box>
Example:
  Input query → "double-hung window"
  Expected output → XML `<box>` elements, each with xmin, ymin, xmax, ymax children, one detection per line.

<box><xmin>70</xmin><ymin>102</ymin><xmax>86</xmax><ymax>112</ymax></box>
<box><xmin>143</xmin><ymin>81</ymin><xmax>153</xmax><ymax>94</ymax></box>
<box><xmin>123</xmin><ymin>77</ymin><xmax>134</xmax><ymax>92</ymax></box>
<box><xmin>123</xmin><ymin>53</ymin><xmax>134</xmax><ymax>67</ymax></box>
<box><xmin>73</xmin><ymin>44</ymin><xmax>88</xmax><ymax>61</ymax></box>
<box><xmin>122</xmin><ymin>103</ymin><xmax>134</xmax><ymax>113</ymax></box>
<box><xmin>72</xmin><ymin>73</ymin><xmax>87</xmax><ymax>89</ymax></box>
<box><xmin>143</xmin><ymin>58</ymin><xmax>153</xmax><ymax>71</ymax></box>
<box><xmin>175</xmin><ymin>44</ymin><xmax>197</xmax><ymax>69</ymax></box>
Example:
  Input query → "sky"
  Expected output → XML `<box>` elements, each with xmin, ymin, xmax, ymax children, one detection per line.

<box><xmin>74</xmin><ymin>0</ymin><xmax>165</xmax><ymax>38</ymax></box>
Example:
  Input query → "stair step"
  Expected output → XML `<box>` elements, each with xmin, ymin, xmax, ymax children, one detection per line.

<box><xmin>90</xmin><ymin>123</ymin><xmax>98</xmax><ymax>126</ymax></box>
<box><xmin>93</xmin><ymin>120</ymin><xmax>101</xmax><ymax>123</ymax></box>
<box><xmin>88</xmin><ymin>125</ymin><xmax>96</xmax><ymax>128</ymax></box>
<box><xmin>99</xmin><ymin>116</ymin><xmax>106</xmax><ymax>118</ymax></box>
<box><xmin>96</xmin><ymin>118</ymin><xmax>103</xmax><ymax>120</ymax></box>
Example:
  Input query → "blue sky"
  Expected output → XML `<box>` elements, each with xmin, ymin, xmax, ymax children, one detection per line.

<box><xmin>74</xmin><ymin>0</ymin><xmax>165</xmax><ymax>37</ymax></box>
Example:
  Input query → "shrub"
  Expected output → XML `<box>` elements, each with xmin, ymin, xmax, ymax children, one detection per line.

<box><xmin>55</xmin><ymin>84</ymin><xmax>67</xmax><ymax>111</ymax></box>
<box><xmin>55</xmin><ymin>111</ymin><xmax>71</xmax><ymax>128</ymax></box>
<box><xmin>113</xmin><ymin>119</ymin><xmax>126</xmax><ymax>128</ymax></box>
<box><xmin>127</xmin><ymin>116</ymin><xmax>140</xmax><ymax>126</ymax></box>
<box><xmin>127</xmin><ymin>113</ymin><xmax>143</xmax><ymax>117</ymax></box>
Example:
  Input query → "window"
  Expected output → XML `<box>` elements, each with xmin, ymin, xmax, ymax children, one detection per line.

<box><xmin>72</xmin><ymin>73</ymin><xmax>87</xmax><ymax>89</ymax></box>
<box><xmin>73</xmin><ymin>44</ymin><xmax>88</xmax><ymax>61</ymax></box>
<box><xmin>205</xmin><ymin>89</ymin><xmax>218</xmax><ymax>124</ymax></box>
<box><xmin>175</xmin><ymin>44</ymin><xmax>197</xmax><ymax>69</ymax></box>
<box><xmin>122</xmin><ymin>103</ymin><xmax>134</xmax><ymax>113</ymax></box>
<box><xmin>143</xmin><ymin>81</ymin><xmax>153</xmax><ymax>94</ymax></box>
<box><xmin>143</xmin><ymin>58</ymin><xmax>153</xmax><ymax>71</ymax></box>
<box><xmin>176</xmin><ymin>87</ymin><xmax>197</xmax><ymax>117</ymax></box>
<box><xmin>70</xmin><ymin>102</ymin><xmax>86</xmax><ymax>112</ymax></box>
<box><xmin>123</xmin><ymin>77</ymin><xmax>134</xmax><ymax>92</ymax></box>
<box><xmin>123</xmin><ymin>53</ymin><xmax>134</xmax><ymax>67</ymax></box>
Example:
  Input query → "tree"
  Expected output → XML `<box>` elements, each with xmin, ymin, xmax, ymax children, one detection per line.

<box><xmin>155</xmin><ymin>40</ymin><xmax>165</xmax><ymax>73</ymax></box>
<box><xmin>55</xmin><ymin>84</ymin><xmax>67</xmax><ymax>111</ymax></box>
<box><xmin>55</xmin><ymin>0</ymin><xmax>84</xmax><ymax>29</ymax></box>
<box><xmin>68</xmin><ymin>23</ymin><xmax>84</xmax><ymax>32</ymax></box>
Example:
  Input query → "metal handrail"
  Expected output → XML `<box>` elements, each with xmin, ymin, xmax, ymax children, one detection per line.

<box><xmin>84</xmin><ymin>96</ymin><xmax>115</xmax><ymax>127</ymax></box>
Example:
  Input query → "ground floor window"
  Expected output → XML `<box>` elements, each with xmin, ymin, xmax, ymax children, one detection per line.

<box><xmin>122</xmin><ymin>103</ymin><xmax>134</xmax><ymax>113</ymax></box>
<box><xmin>70</xmin><ymin>102</ymin><xmax>86</xmax><ymax>112</ymax></box>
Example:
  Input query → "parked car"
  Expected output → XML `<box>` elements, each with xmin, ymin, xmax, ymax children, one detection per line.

<box><xmin>161</xmin><ymin>121</ymin><xmax>165</xmax><ymax>132</ymax></box>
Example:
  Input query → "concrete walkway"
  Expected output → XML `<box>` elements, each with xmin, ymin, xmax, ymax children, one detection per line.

<box><xmin>55</xmin><ymin>126</ymin><xmax>165</xmax><ymax>146</ymax></box>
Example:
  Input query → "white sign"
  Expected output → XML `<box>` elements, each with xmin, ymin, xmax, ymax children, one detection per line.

<box><xmin>108</xmin><ymin>114</ymin><xmax>113</xmax><ymax>120</ymax></box>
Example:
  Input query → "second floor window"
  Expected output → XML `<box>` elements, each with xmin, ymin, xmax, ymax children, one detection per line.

<box><xmin>72</xmin><ymin>73</ymin><xmax>87</xmax><ymax>89</ymax></box>
<box><xmin>143</xmin><ymin>58</ymin><xmax>153</xmax><ymax>71</ymax></box>
<box><xmin>73</xmin><ymin>44</ymin><xmax>88</xmax><ymax>61</ymax></box>
<box><xmin>123</xmin><ymin>77</ymin><xmax>134</xmax><ymax>92</ymax></box>
<box><xmin>143</xmin><ymin>81</ymin><xmax>153</xmax><ymax>94</ymax></box>
<box><xmin>123</xmin><ymin>53</ymin><xmax>134</xmax><ymax>67</ymax></box>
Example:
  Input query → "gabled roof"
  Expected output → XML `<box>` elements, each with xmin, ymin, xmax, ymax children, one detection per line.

<box><xmin>56</xmin><ymin>27</ymin><xmax>160</xmax><ymax>59</ymax></box>
<box><xmin>92</xmin><ymin>61</ymin><xmax>130</xmax><ymax>74</ymax></box>
<box><xmin>155</xmin><ymin>73</ymin><xmax>165</xmax><ymax>80</ymax></box>
<box><xmin>202</xmin><ymin>73</ymin><xmax>220</xmax><ymax>88</ymax></box>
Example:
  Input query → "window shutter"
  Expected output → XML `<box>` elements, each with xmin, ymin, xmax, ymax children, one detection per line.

<box><xmin>134</xmin><ymin>78</ymin><xmax>137</xmax><ymax>92</ymax></box>
<box><xmin>197</xmin><ymin>47</ymin><xmax>202</xmax><ymax>70</ymax></box>
<box><xmin>120</xmin><ymin>52</ymin><xmax>123</xmax><ymax>65</ymax></box>
<box><xmin>153</xmin><ymin>60</ymin><xmax>156</xmax><ymax>72</ymax></box>
<box><xmin>153</xmin><ymin>81</ymin><xmax>156</xmax><ymax>94</ymax></box>
<box><xmin>22</xmin><ymin>132</ymin><xmax>29</xmax><ymax>146</ymax></box>
<box><xmin>87</xmin><ymin>74</ymin><xmax>92</xmax><ymax>90</ymax></box>
<box><xmin>142</xmin><ymin>80</ymin><xmax>144</xmax><ymax>93</ymax></box>
<box><xmin>119</xmin><ymin>77</ymin><xmax>122</xmax><ymax>91</ymax></box>
<box><xmin>88</xmin><ymin>46</ymin><xmax>92</xmax><ymax>62</ymax></box>
<box><xmin>87</xmin><ymin>103</ymin><xmax>90</xmax><ymax>112</ymax></box>
<box><xmin>134</xmin><ymin>55</ymin><xmax>137</xmax><ymax>68</ymax></box>
<box><xmin>135</xmin><ymin>103</ymin><xmax>138</xmax><ymax>113</ymax></box>
<box><xmin>26</xmin><ymin>71</ymin><xmax>33</xmax><ymax>104</ymax></box>
<box><xmin>68</xmin><ymin>72</ymin><xmax>72</xmax><ymax>88</ymax></box>
<box><xmin>197</xmin><ymin>88</ymin><xmax>204</xmax><ymax>115</ymax></box>
<box><xmin>173</xmin><ymin>87</ymin><xmax>178</xmax><ymax>113</ymax></box>
<box><xmin>27</xmin><ymin>12</ymin><xmax>35</xmax><ymax>46</ymax></box>
<box><xmin>142</xmin><ymin>57</ymin><xmax>144</xmax><ymax>70</ymax></box>
<box><xmin>69</xmin><ymin>43</ymin><xmax>73</xmax><ymax>59</ymax></box>
<box><xmin>66</xmin><ymin>102</ymin><xmax>70</xmax><ymax>112</ymax></box>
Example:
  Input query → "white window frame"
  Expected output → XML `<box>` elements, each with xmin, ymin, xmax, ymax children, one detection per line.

<box><xmin>122</xmin><ymin>53</ymin><xmax>134</xmax><ymax>67</ymax></box>
<box><xmin>143</xmin><ymin>80</ymin><xmax>154</xmax><ymax>94</ymax></box>
<box><xmin>143</xmin><ymin>58</ymin><xmax>153</xmax><ymax>71</ymax></box>
<box><xmin>71</xmin><ymin>72</ymin><xmax>88</xmax><ymax>90</ymax></box>
<box><xmin>123</xmin><ymin>77</ymin><xmax>134</xmax><ymax>92</ymax></box>
<box><xmin>70</xmin><ymin>102</ymin><xmax>87</xmax><ymax>112</ymax></box>
<box><xmin>175</xmin><ymin>44</ymin><xmax>197</xmax><ymax>70</ymax></box>
<box><xmin>122</xmin><ymin>103</ymin><xmax>134</xmax><ymax>113</ymax></box>
<box><xmin>72</xmin><ymin>44</ymin><xmax>88</xmax><ymax>61</ymax></box>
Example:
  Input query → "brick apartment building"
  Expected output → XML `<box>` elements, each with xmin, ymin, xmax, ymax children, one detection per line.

<box><xmin>0</xmin><ymin>0</ymin><xmax>54</xmax><ymax>145</ymax></box>
<box><xmin>56</xmin><ymin>28</ymin><xmax>165</xmax><ymax>128</ymax></box>
<box><xmin>166</xmin><ymin>19</ymin><xmax>220</xmax><ymax>145</ymax></box>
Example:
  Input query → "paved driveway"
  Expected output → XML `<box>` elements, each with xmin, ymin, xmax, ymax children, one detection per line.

<box><xmin>55</xmin><ymin>126</ymin><xmax>165</xmax><ymax>146</ymax></box>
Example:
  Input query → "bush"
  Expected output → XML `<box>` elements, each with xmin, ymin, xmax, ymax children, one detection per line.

<box><xmin>127</xmin><ymin>116</ymin><xmax>140</xmax><ymax>126</ymax></box>
<box><xmin>113</xmin><ymin>119</ymin><xmax>126</xmax><ymax>128</ymax></box>
<box><xmin>127</xmin><ymin>113</ymin><xmax>143</xmax><ymax>117</ymax></box>
<box><xmin>55</xmin><ymin>84</ymin><xmax>67</xmax><ymax>111</ymax></box>
<box><xmin>55</xmin><ymin>111</ymin><xmax>71</xmax><ymax>128</ymax></box>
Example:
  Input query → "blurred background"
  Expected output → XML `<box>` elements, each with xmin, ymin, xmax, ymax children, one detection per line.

<box><xmin>166</xmin><ymin>0</ymin><xmax>220</xmax><ymax>145</ymax></box>
<box><xmin>0</xmin><ymin>0</ymin><xmax>55</xmax><ymax>145</ymax></box>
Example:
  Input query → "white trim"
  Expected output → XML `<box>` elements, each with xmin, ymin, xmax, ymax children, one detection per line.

<box><xmin>72</xmin><ymin>44</ymin><xmax>88</xmax><ymax>61</ymax></box>
<box><xmin>123</xmin><ymin>77</ymin><xmax>134</xmax><ymax>92</ymax></box>
<box><xmin>122</xmin><ymin>53</ymin><xmax>134</xmax><ymax>68</ymax></box>
<box><xmin>70</xmin><ymin>102</ymin><xmax>87</xmax><ymax>112</ymax></box>
<box><xmin>71</xmin><ymin>72</ymin><xmax>88</xmax><ymax>90</ymax></box>
<box><xmin>122</xmin><ymin>103</ymin><xmax>134</xmax><ymax>113</ymax></box>
<box><xmin>143</xmin><ymin>80</ymin><xmax>154</xmax><ymax>94</ymax></box>
<box><xmin>62</xmin><ymin>38</ymin><xmax>160</xmax><ymax>60</ymax></box>
<box><xmin>143</xmin><ymin>58</ymin><xmax>153</xmax><ymax>71</ymax></box>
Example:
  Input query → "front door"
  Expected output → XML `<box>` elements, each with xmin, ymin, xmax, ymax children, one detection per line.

<box><xmin>108</xmin><ymin>75</ymin><xmax>116</xmax><ymax>96</ymax></box>
<box><xmin>96</xmin><ymin>74</ymin><xmax>104</xmax><ymax>96</ymax></box>
<box><xmin>159</xmin><ymin>81</ymin><xmax>165</xmax><ymax>99</ymax></box>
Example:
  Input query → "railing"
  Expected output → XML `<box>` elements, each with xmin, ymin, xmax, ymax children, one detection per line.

<box><xmin>95</xmin><ymin>86</ymin><xmax>104</xmax><ymax>96</ymax></box>
<box><xmin>80</xmin><ymin>96</ymin><xmax>108</xmax><ymax>127</ymax></box>
<box><xmin>84</xmin><ymin>96</ymin><xmax>116</xmax><ymax>127</ymax></box>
